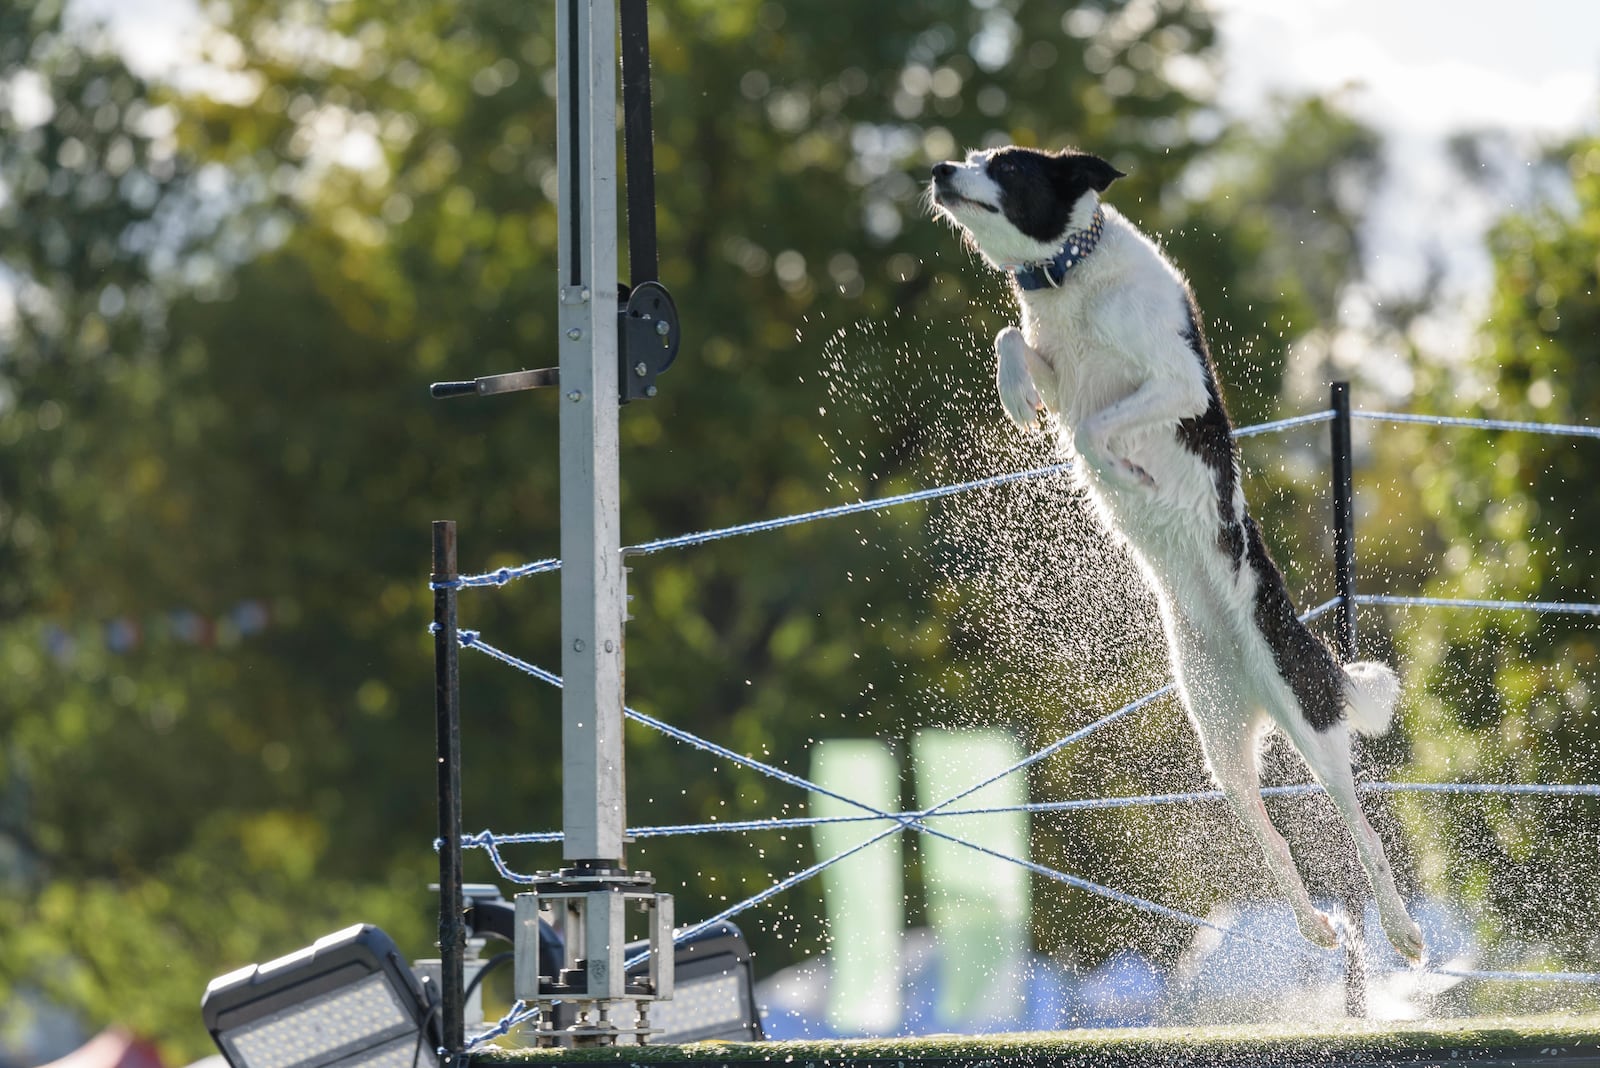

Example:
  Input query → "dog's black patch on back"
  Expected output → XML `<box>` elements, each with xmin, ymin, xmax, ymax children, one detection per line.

<box><xmin>988</xmin><ymin>148</ymin><xmax>1123</xmax><ymax>245</ymax></box>
<box><xmin>1173</xmin><ymin>293</ymin><xmax>1245</xmax><ymax>568</ymax></box>
<box><xmin>1244</xmin><ymin>515</ymin><xmax>1345</xmax><ymax>732</ymax></box>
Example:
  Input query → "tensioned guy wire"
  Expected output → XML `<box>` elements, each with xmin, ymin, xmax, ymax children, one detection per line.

<box><xmin>1354</xmin><ymin>409</ymin><xmax>1600</xmax><ymax>439</ymax></box>
<box><xmin>1358</xmin><ymin>594</ymin><xmax>1600</xmax><ymax>616</ymax></box>
<box><xmin>437</xmin><ymin>463</ymin><xmax>1073</xmax><ymax>589</ymax></box>
<box><xmin>462</xmin><ymin>780</ymin><xmax>1600</xmax><ymax>846</ymax></box>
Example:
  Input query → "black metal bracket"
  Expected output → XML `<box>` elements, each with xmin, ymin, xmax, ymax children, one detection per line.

<box><xmin>619</xmin><ymin>281</ymin><xmax>680</xmax><ymax>403</ymax></box>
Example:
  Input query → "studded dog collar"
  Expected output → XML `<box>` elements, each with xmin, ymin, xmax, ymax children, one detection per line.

<box><xmin>1003</xmin><ymin>207</ymin><xmax>1106</xmax><ymax>291</ymax></box>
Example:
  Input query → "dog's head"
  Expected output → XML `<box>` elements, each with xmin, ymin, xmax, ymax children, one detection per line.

<box><xmin>929</xmin><ymin>147</ymin><xmax>1124</xmax><ymax>269</ymax></box>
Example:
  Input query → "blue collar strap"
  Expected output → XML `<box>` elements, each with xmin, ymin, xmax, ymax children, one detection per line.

<box><xmin>1004</xmin><ymin>207</ymin><xmax>1106</xmax><ymax>291</ymax></box>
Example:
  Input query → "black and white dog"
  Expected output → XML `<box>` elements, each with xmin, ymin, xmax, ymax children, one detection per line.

<box><xmin>929</xmin><ymin>146</ymin><xmax>1424</xmax><ymax>962</ymax></box>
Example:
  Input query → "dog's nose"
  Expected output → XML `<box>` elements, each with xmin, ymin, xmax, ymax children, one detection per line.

<box><xmin>932</xmin><ymin>162</ymin><xmax>956</xmax><ymax>181</ymax></box>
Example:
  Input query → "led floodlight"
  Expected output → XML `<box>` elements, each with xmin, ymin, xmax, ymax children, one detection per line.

<box><xmin>641</xmin><ymin>922</ymin><xmax>763</xmax><ymax>1043</ymax></box>
<box><xmin>202</xmin><ymin>925</ymin><xmax>438</xmax><ymax>1068</ymax></box>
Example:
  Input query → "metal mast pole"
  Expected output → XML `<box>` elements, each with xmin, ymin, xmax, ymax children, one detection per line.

<box><xmin>557</xmin><ymin>0</ymin><xmax>625</xmax><ymax>868</ymax></box>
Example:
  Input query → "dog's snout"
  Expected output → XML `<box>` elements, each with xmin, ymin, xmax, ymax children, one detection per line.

<box><xmin>932</xmin><ymin>162</ymin><xmax>956</xmax><ymax>181</ymax></box>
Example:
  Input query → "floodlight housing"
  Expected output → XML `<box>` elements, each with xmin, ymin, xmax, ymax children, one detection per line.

<box><xmin>202</xmin><ymin>925</ymin><xmax>438</xmax><ymax>1068</ymax></box>
<box><xmin>640</xmin><ymin>921</ymin><xmax>763</xmax><ymax>1043</ymax></box>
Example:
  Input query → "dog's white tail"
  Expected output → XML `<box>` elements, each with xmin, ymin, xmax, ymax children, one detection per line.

<box><xmin>1342</xmin><ymin>661</ymin><xmax>1400</xmax><ymax>736</ymax></box>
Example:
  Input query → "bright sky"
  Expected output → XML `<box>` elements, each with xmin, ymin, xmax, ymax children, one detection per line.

<box><xmin>1207</xmin><ymin>0</ymin><xmax>1600</xmax><ymax>359</ymax></box>
<box><xmin>81</xmin><ymin>0</ymin><xmax>1600</xmax><ymax>136</ymax></box>
<box><xmin>1209</xmin><ymin>0</ymin><xmax>1600</xmax><ymax>137</ymax></box>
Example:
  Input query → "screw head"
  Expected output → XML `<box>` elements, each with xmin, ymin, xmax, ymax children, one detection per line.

<box><xmin>604</xmin><ymin>639</ymin><xmax>614</xmax><ymax>653</ymax></box>
<box><xmin>655</xmin><ymin>320</ymin><xmax>671</xmax><ymax>336</ymax></box>
<box><xmin>573</xmin><ymin>638</ymin><xmax>585</xmax><ymax>652</ymax></box>
<box><xmin>566</xmin><ymin>390</ymin><xmax>583</xmax><ymax>402</ymax></box>
<box><xmin>567</xmin><ymin>327</ymin><xmax>582</xmax><ymax>341</ymax></box>
<box><xmin>634</xmin><ymin>362</ymin><xmax>648</xmax><ymax>377</ymax></box>
<box><xmin>645</xmin><ymin>385</ymin><xmax>658</xmax><ymax>398</ymax></box>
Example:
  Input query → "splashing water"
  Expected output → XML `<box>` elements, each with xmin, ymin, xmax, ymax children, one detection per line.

<box><xmin>817</xmin><ymin>311</ymin><xmax>1169</xmax><ymax>735</ymax></box>
<box><xmin>801</xmin><ymin>307</ymin><xmax>1600</xmax><ymax>1029</ymax></box>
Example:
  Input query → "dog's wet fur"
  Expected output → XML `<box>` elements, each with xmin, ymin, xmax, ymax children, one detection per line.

<box><xmin>930</xmin><ymin>146</ymin><xmax>1424</xmax><ymax>962</ymax></box>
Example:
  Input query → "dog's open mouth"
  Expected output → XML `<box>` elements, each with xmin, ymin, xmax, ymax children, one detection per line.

<box><xmin>934</xmin><ymin>187</ymin><xmax>1000</xmax><ymax>214</ymax></box>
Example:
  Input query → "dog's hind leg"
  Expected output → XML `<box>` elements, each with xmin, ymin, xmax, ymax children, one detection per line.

<box><xmin>1078</xmin><ymin>377</ymin><xmax>1203</xmax><ymax>490</ymax></box>
<box><xmin>1199</xmin><ymin>717</ymin><xmax>1341</xmax><ymax>951</ymax></box>
<box><xmin>1296</xmin><ymin>726</ymin><xmax>1426</xmax><ymax>963</ymax></box>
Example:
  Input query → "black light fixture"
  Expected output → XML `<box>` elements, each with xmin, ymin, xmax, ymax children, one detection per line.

<box><xmin>201</xmin><ymin>925</ymin><xmax>439</xmax><ymax>1068</ymax></box>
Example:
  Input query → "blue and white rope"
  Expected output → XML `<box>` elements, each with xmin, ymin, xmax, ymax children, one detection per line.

<box><xmin>439</xmin><ymin>409</ymin><xmax>1338</xmax><ymax>592</ymax></box>
<box><xmin>1358</xmin><ymin>594</ymin><xmax>1600</xmax><ymax>616</ymax></box>
<box><xmin>1354</xmin><ymin>410</ymin><xmax>1600</xmax><ymax>439</ymax></box>
<box><xmin>452</xmin><ymin>628</ymin><xmax>904</xmax><ymax>826</ymax></box>
<box><xmin>438</xmin><ymin>464</ymin><xmax>1074</xmax><ymax>590</ymax></box>
<box><xmin>912</xmin><ymin>821</ymin><xmax>1315</xmax><ymax>958</ymax></box>
<box><xmin>460</xmin><ymin>780</ymin><xmax>1600</xmax><ymax>846</ymax></box>
<box><xmin>625</xmin><ymin>464</ymin><xmax>1073</xmax><ymax>558</ymax></box>
<box><xmin>1232</xmin><ymin>409</ymin><xmax>1335</xmax><ymax>438</ymax></box>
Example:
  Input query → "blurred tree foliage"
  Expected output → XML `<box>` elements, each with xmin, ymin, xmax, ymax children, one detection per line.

<box><xmin>1380</xmin><ymin>134</ymin><xmax>1600</xmax><ymax>986</ymax></box>
<box><xmin>0</xmin><ymin>0</ymin><xmax>1427</xmax><ymax>1056</ymax></box>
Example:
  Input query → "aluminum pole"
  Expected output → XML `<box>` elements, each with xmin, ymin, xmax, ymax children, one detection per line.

<box><xmin>556</xmin><ymin>0</ymin><xmax>625</xmax><ymax>865</ymax></box>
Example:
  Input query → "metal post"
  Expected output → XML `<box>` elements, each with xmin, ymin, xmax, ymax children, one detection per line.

<box><xmin>557</xmin><ymin>0</ymin><xmax>626</xmax><ymax>866</ymax></box>
<box><xmin>511</xmin><ymin>6</ymin><xmax>670</xmax><ymax>1047</ymax></box>
<box><xmin>1327</xmin><ymin>382</ymin><xmax>1367</xmax><ymax>1016</ymax></box>
<box><xmin>432</xmin><ymin>521</ymin><xmax>465</xmax><ymax>1061</ymax></box>
<box><xmin>1330</xmin><ymin>381</ymin><xmax>1358</xmax><ymax>661</ymax></box>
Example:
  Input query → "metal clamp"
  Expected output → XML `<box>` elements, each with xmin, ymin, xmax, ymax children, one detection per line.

<box><xmin>618</xmin><ymin>282</ymin><xmax>680</xmax><ymax>404</ymax></box>
<box><xmin>513</xmin><ymin>868</ymin><xmax>673</xmax><ymax>1046</ymax></box>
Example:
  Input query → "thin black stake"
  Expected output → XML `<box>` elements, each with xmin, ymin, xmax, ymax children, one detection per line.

<box><xmin>432</xmin><ymin>521</ymin><xmax>465</xmax><ymax>1063</ymax></box>
<box><xmin>1328</xmin><ymin>382</ymin><xmax>1367</xmax><ymax>1017</ymax></box>
<box><xmin>1330</xmin><ymin>381</ymin><xmax>1358</xmax><ymax>661</ymax></box>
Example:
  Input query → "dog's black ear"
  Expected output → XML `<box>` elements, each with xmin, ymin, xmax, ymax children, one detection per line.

<box><xmin>1074</xmin><ymin>153</ymin><xmax>1126</xmax><ymax>193</ymax></box>
<box><xmin>1056</xmin><ymin>151</ymin><xmax>1132</xmax><ymax>195</ymax></box>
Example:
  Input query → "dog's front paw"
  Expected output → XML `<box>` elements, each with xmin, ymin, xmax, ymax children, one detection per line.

<box><xmin>1384</xmin><ymin>913</ymin><xmax>1426</xmax><ymax>965</ymax></box>
<box><xmin>995</xmin><ymin>327</ymin><xmax>1045</xmax><ymax>429</ymax></box>
<box><xmin>1297</xmin><ymin>908</ymin><xmax>1342</xmax><ymax>951</ymax></box>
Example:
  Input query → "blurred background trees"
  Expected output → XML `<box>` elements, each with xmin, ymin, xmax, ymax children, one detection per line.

<box><xmin>1</xmin><ymin>0</ymin><xmax>1595</xmax><ymax>1057</ymax></box>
